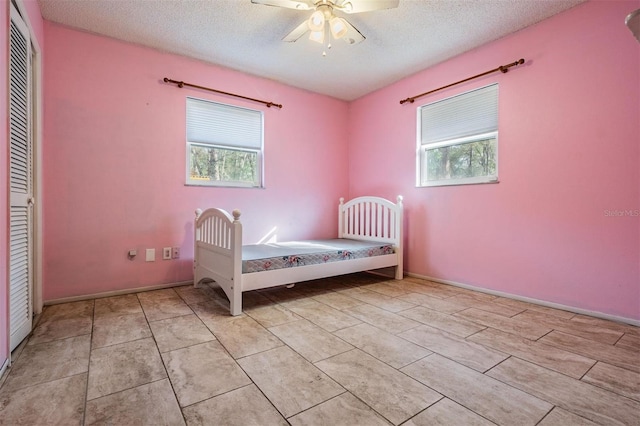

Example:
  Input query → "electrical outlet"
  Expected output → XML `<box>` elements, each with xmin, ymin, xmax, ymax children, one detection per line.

<box><xmin>172</xmin><ymin>247</ymin><xmax>180</xmax><ymax>259</ymax></box>
<box><xmin>146</xmin><ymin>248</ymin><xmax>155</xmax><ymax>262</ymax></box>
<box><xmin>162</xmin><ymin>247</ymin><xmax>172</xmax><ymax>260</ymax></box>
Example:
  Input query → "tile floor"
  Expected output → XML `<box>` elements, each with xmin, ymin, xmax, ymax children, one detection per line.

<box><xmin>1</xmin><ymin>273</ymin><xmax>639</xmax><ymax>425</ymax></box>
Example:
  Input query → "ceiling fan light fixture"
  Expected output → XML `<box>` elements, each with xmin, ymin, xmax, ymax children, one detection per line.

<box><xmin>253</xmin><ymin>0</ymin><xmax>397</xmax><ymax>47</ymax></box>
<box><xmin>309</xmin><ymin>29</ymin><xmax>325</xmax><ymax>44</ymax></box>
<box><xmin>308</xmin><ymin>10</ymin><xmax>325</xmax><ymax>31</ymax></box>
<box><xmin>329</xmin><ymin>16</ymin><xmax>348</xmax><ymax>39</ymax></box>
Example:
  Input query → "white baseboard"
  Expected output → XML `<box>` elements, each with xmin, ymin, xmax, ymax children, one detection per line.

<box><xmin>44</xmin><ymin>280</ymin><xmax>193</xmax><ymax>306</ymax></box>
<box><xmin>408</xmin><ymin>272</ymin><xmax>640</xmax><ymax>327</ymax></box>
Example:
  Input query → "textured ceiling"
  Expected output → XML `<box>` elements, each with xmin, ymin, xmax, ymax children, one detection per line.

<box><xmin>38</xmin><ymin>0</ymin><xmax>586</xmax><ymax>101</ymax></box>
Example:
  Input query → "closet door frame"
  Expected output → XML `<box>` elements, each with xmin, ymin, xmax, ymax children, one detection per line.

<box><xmin>6</xmin><ymin>0</ymin><xmax>43</xmax><ymax>360</ymax></box>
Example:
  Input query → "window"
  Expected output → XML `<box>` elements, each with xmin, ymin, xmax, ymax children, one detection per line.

<box><xmin>417</xmin><ymin>84</ymin><xmax>498</xmax><ymax>187</ymax></box>
<box><xmin>186</xmin><ymin>97</ymin><xmax>263</xmax><ymax>187</ymax></box>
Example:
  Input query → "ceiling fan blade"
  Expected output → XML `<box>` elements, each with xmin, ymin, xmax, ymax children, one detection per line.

<box><xmin>336</xmin><ymin>0</ymin><xmax>399</xmax><ymax>14</ymax></box>
<box><xmin>340</xmin><ymin>19</ymin><xmax>365</xmax><ymax>45</ymax></box>
<box><xmin>282</xmin><ymin>20</ymin><xmax>310</xmax><ymax>42</ymax></box>
<box><xmin>251</xmin><ymin>0</ymin><xmax>311</xmax><ymax>10</ymax></box>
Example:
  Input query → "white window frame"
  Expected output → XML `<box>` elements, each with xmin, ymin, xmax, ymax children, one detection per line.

<box><xmin>185</xmin><ymin>97</ymin><xmax>264</xmax><ymax>188</ymax></box>
<box><xmin>416</xmin><ymin>84</ymin><xmax>499</xmax><ymax>187</ymax></box>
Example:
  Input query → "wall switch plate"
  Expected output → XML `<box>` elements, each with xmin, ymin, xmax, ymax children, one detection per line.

<box><xmin>172</xmin><ymin>247</ymin><xmax>180</xmax><ymax>259</ymax></box>
<box><xmin>146</xmin><ymin>248</ymin><xmax>155</xmax><ymax>262</ymax></box>
<box><xmin>162</xmin><ymin>247</ymin><xmax>172</xmax><ymax>260</ymax></box>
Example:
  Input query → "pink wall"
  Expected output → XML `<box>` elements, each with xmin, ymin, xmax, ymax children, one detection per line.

<box><xmin>349</xmin><ymin>0</ymin><xmax>640</xmax><ymax>320</ymax></box>
<box><xmin>39</xmin><ymin>1</ymin><xmax>640</xmax><ymax>322</ymax></box>
<box><xmin>22</xmin><ymin>0</ymin><xmax>43</xmax><ymax>48</ymax></box>
<box><xmin>43</xmin><ymin>22</ymin><xmax>350</xmax><ymax>300</ymax></box>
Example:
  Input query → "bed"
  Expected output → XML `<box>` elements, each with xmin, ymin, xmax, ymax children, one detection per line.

<box><xmin>194</xmin><ymin>195</ymin><xmax>403</xmax><ymax>316</ymax></box>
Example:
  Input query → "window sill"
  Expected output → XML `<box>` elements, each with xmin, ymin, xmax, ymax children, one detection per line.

<box><xmin>185</xmin><ymin>183</ymin><xmax>264</xmax><ymax>189</ymax></box>
<box><xmin>417</xmin><ymin>178</ymin><xmax>499</xmax><ymax>188</ymax></box>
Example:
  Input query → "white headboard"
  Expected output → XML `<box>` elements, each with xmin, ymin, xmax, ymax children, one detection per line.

<box><xmin>338</xmin><ymin>196</ymin><xmax>403</xmax><ymax>246</ymax></box>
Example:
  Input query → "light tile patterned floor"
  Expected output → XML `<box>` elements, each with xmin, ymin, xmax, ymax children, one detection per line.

<box><xmin>1</xmin><ymin>273</ymin><xmax>638</xmax><ymax>425</ymax></box>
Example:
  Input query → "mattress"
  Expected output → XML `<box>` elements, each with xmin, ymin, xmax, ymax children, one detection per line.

<box><xmin>242</xmin><ymin>239</ymin><xmax>394</xmax><ymax>273</ymax></box>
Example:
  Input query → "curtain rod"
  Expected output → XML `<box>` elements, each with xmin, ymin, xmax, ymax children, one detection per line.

<box><xmin>399</xmin><ymin>58</ymin><xmax>525</xmax><ymax>105</ymax></box>
<box><xmin>163</xmin><ymin>77</ymin><xmax>283</xmax><ymax>109</ymax></box>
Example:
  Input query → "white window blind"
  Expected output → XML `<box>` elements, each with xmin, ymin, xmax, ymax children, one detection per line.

<box><xmin>186</xmin><ymin>97</ymin><xmax>263</xmax><ymax>149</ymax></box>
<box><xmin>420</xmin><ymin>84</ymin><xmax>498</xmax><ymax>145</ymax></box>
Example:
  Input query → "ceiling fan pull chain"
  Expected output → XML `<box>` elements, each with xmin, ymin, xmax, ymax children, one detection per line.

<box><xmin>322</xmin><ymin>21</ymin><xmax>331</xmax><ymax>57</ymax></box>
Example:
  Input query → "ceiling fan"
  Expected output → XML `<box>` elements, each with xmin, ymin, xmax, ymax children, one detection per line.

<box><xmin>251</xmin><ymin>0</ymin><xmax>400</xmax><ymax>45</ymax></box>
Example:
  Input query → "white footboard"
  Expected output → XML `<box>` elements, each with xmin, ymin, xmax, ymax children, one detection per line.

<box><xmin>194</xmin><ymin>207</ymin><xmax>243</xmax><ymax>315</ymax></box>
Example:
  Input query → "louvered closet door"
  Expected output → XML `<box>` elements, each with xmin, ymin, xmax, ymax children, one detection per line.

<box><xmin>9</xmin><ymin>3</ymin><xmax>33</xmax><ymax>352</ymax></box>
